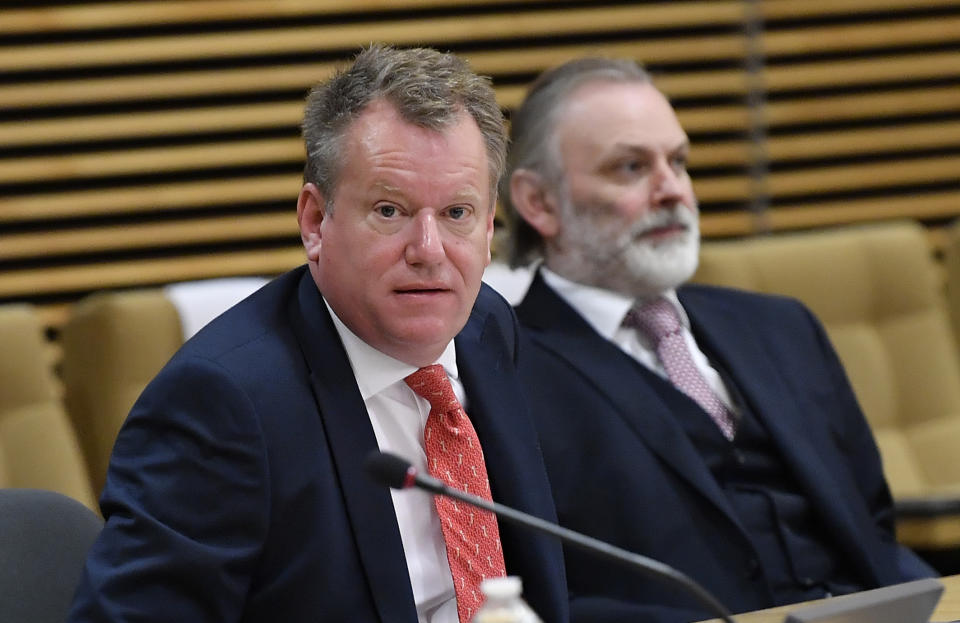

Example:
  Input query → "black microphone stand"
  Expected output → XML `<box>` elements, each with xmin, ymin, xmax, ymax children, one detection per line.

<box><xmin>366</xmin><ymin>451</ymin><xmax>736</xmax><ymax>623</ymax></box>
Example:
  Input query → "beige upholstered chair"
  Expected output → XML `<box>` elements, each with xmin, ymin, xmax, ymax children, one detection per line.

<box><xmin>940</xmin><ymin>221</ymin><xmax>960</xmax><ymax>364</ymax></box>
<box><xmin>61</xmin><ymin>278</ymin><xmax>267</xmax><ymax>496</ymax></box>
<box><xmin>692</xmin><ymin>221</ymin><xmax>960</xmax><ymax>548</ymax></box>
<box><xmin>0</xmin><ymin>304</ymin><xmax>96</xmax><ymax>510</ymax></box>
<box><xmin>61</xmin><ymin>290</ymin><xmax>182</xmax><ymax>497</ymax></box>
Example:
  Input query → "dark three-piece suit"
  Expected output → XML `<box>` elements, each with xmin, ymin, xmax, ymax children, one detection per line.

<box><xmin>68</xmin><ymin>266</ymin><xmax>569</xmax><ymax>623</ymax></box>
<box><xmin>516</xmin><ymin>271</ymin><xmax>934</xmax><ymax>623</ymax></box>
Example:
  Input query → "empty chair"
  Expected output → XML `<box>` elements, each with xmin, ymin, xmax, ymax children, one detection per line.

<box><xmin>61</xmin><ymin>278</ymin><xmax>268</xmax><ymax>496</ymax></box>
<box><xmin>692</xmin><ymin>221</ymin><xmax>960</xmax><ymax>549</ymax></box>
<box><xmin>0</xmin><ymin>304</ymin><xmax>96</xmax><ymax>510</ymax></box>
<box><xmin>0</xmin><ymin>488</ymin><xmax>103</xmax><ymax>623</ymax></box>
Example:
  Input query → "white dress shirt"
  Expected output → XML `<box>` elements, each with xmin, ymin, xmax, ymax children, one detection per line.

<box><xmin>540</xmin><ymin>267</ymin><xmax>738</xmax><ymax>414</ymax></box>
<box><xmin>327</xmin><ymin>303</ymin><xmax>461</xmax><ymax>623</ymax></box>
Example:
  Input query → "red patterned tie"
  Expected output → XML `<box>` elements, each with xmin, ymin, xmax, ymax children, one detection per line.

<box><xmin>405</xmin><ymin>364</ymin><xmax>507</xmax><ymax>623</ymax></box>
<box><xmin>627</xmin><ymin>297</ymin><xmax>737</xmax><ymax>440</ymax></box>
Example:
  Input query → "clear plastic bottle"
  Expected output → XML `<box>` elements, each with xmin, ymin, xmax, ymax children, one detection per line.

<box><xmin>471</xmin><ymin>576</ymin><xmax>543</xmax><ymax>623</ymax></box>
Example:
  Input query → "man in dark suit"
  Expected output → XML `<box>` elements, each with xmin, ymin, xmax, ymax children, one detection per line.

<box><xmin>68</xmin><ymin>45</ymin><xmax>568</xmax><ymax>623</ymax></box>
<box><xmin>501</xmin><ymin>57</ymin><xmax>935</xmax><ymax>623</ymax></box>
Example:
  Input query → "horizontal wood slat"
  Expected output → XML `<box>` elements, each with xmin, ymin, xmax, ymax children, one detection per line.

<box><xmin>0</xmin><ymin>175</ymin><xmax>297</xmax><ymax>223</ymax></box>
<box><xmin>0</xmin><ymin>248</ymin><xmax>305</xmax><ymax>300</ymax></box>
<box><xmin>767</xmin><ymin>120</ymin><xmax>960</xmax><ymax>161</ymax></box>
<box><xmin>769</xmin><ymin>155</ymin><xmax>960</xmax><ymax>197</ymax></box>
<box><xmin>766</xmin><ymin>85</ymin><xmax>960</xmax><ymax>126</ymax></box>
<box><xmin>764</xmin><ymin>16</ymin><xmax>960</xmax><ymax>56</ymax></box>
<box><xmin>769</xmin><ymin>190</ymin><xmax>960</xmax><ymax>231</ymax></box>
<box><xmin>0</xmin><ymin>102</ymin><xmax>305</xmax><ymax>148</ymax></box>
<box><xmin>0</xmin><ymin>213</ymin><xmax>298</xmax><ymax>261</ymax></box>
<box><xmin>0</xmin><ymin>4</ymin><xmax>745</xmax><ymax>73</ymax></box>
<box><xmin>762</xmin><ymin>0</ymin><xmax>960</xmax><ymax>18</ymax></box>
<box><xmin>764</xmin><ymin>50</ymin><xmax>960</xmax><ymax>91</ymax></box>
<box><xmin>0</xmin><ymin>0</ymin><xmax>562</xmax><ymax>34</ymax></box>
<box><xmin>0</xmin><ymin>138</ymin><xmax>304</xmax><ymax>184</ymax></box>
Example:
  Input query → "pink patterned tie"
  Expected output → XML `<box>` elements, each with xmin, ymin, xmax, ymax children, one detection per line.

<box><xmin>627</xmin><ymin>298</ymin><xmax>736</xmax><ymax>440</ymax></box>
<box><xmin>404</xmin><ymin>364</ymin><xmax>507</xmax><ymax>623</ymax></box>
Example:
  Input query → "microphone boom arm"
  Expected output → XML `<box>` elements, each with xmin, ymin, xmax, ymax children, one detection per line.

<box><xmin>416</xmin><ymin>469</ymin><xmax>736</xmax><ymax>623</ymax></box>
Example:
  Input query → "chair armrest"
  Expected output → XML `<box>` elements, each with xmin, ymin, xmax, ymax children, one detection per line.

<box><xmin>896</xmin><ymin>497</ymin><xmax>960</xmax><ymax>549</ymax></box>
<box><xmin>897</xmin><ymin>497</ymin><xmax>960</xmax><ymax>518</ymax></box>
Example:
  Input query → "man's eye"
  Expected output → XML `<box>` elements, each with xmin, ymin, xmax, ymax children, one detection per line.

<box><xmin>377</xmin><ymin>205</ymin><xmax>397</xmax><ymax>218</ymax></box>
<box><xmin>619</xmin><ymin>160</ymin><xmax>646</xmax><ymax>174</ymax></box>
<box><xmin>447</xmin><ymin>206</ymin><xmax>467</xmax><ymax>220</ymax></box>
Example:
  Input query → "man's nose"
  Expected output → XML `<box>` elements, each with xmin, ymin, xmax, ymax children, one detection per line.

<box><xmin>404</xmin><ymin>212</ymin><xmax>445</xmax><ymax>265</ymax></box>
<box><xmin>651</xmin><ymin>162</ymin><xmax>685</xmax><ymax>206</ymax></box>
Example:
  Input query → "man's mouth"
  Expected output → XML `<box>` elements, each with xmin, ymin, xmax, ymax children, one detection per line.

<box><xmin>637</xmin><ymin>222</ymin><xmax>688</xmax><ymax>239</ymax></box>
<box><xmin>395</xmin><ymin>285</ymin><xmax>449</xmax><ymax>295</ymax></box>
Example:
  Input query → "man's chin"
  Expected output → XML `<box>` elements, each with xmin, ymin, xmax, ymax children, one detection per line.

<box><xmin>387</xmin><ymin>314</ymin><xmax>469</xmax><ymax>352</ymax></box>
<box><xmin>620</xmin><ymin>245</ymin><xmax>699</xmax><ymax>296</ymax></box>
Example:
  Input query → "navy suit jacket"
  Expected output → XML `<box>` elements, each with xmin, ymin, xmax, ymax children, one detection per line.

<box><xmin>69</xmin><ymin>266</ymin><xmax>568</xmax><ymax>623</ymax></box>
<box><xmin>515</xmin><ymin>271</ymin><xmax>933</xmax><ymax>623</ymax></box>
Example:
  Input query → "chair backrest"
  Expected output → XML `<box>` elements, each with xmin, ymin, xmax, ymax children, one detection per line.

<box><xmin>61</xmin><ymin>289</ymin><xmax>183</xmax><ymax>497</ymax></box>
<box><xmin>940</xmin><ymin>220</ymin><xmax>960</xmax><ymax>362</ymax></box>
<box><xmin>61</xmin><ymin>278</ymin><xmax>267</xmax><ymax>496</ymax></box>
<box><xmin>692</xmin><ymin>221</ymin><xmax>960</xmax><ymax>499</ymax></box>
<box><xmin>0</xmin><ymin>304</ymin><xmax>96</xmax><ymax>510</ymax></box>
<box><xmin>0</xmin><ymin>488</ymin><xmax>103</xmax><ymax>623</ymax></box>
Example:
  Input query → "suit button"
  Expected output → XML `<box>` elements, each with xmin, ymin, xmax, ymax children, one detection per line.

<box><xmin>800</xmin><ymin>577</ymin><xmax>816</xmax><ymax>588</ymax></box>
<box><xmin>733</xmin><ymin>450</ymin><xmax>747</xmax><ymax>465</ymax></box>
<box><xmin>746</xmin><ymin>558</ymin><xmax>761</xmax><ymax>580</ymax></box>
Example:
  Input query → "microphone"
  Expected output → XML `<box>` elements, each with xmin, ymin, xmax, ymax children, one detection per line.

<box><xmin>364</xmin><ymin>451</ymin><xmax>735</xmax><ymax>623</ymax></box>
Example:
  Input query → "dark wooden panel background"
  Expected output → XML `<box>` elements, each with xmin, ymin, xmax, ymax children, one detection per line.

<box><xmin>1</xmin><ymin>0</ymin><xmax>958</xmax><ymax>334</ymax></box>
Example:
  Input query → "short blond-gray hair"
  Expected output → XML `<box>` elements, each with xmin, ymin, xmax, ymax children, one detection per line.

<box><xmin>302</xmin><ymin>44</ymin><xmax>506</xmax><ymax>210</ymax></box>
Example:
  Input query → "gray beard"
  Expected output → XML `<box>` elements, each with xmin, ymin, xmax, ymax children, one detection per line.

<box><xmin>546</xmin><ymin>202</ymin><xmax>700</xmax><ymax>299</ymax></box>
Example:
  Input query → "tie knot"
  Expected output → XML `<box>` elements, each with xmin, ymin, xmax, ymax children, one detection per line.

<box><xmin>626</xmin><ymin>297</ymin><xmax>682</xmax><ymax>342</ymax></box>
<box><xmin>404</xmin><ymin>364</ymin><xmax>459</xmax><ymax>413</ymax></box>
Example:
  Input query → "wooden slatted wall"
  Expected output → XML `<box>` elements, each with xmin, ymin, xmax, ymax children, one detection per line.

<box><xmin>1</xmin><ymin>0</ymin><xmax>959</xmax><ymax>334</ymax></box>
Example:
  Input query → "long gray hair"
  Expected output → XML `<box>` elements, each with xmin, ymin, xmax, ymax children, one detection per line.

<box><xmin>503</xmin><ymin>57</ymin><xmax>652</xmax><ymax>267</ymax></box>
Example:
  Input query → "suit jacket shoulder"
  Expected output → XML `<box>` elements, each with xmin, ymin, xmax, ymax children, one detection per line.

<box><xmin>462</xmin><ymin>281</ymin><xmax>521</xmax><ymax>365</ymax></box>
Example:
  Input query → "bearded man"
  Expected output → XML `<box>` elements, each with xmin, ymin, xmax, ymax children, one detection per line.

<box><xmin>502</xmin><ymin>57</ymin><xmax>935</xmax><ymax>623</ymax></box>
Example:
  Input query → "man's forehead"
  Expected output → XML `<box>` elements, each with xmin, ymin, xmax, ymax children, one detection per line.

<box><xmin>557</xmin><ymin>81</ymin><xmax>686</xmax><ymax>146</ymax></box>
<box><xmin>563</xmin><ymin>80</ymin><xmax>664</xmax><ymax>113</ymax></box>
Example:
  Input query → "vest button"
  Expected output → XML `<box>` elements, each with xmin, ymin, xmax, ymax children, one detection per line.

<box><xmin>733</xmin><ymin>449</ymin><xmax>747</xmax><ymax>465</ymax></box>
<box><xmin>746</xmin><ymin>558</ymin><xmax>761</xmax><ymax>579</ymax></box>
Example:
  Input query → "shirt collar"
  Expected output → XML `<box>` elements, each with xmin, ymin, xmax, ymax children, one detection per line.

<box><xmin>539</xmin><ymin>266</ymin><xmax>690</xmax><ymax>338</ymax></box>
<box><xmin>324</xmin><ymin>299</ymin><xmax>459</xmax><ymax>400</ymax></box>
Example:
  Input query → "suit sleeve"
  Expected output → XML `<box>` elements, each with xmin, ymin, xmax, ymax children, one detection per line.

<box><xmin>67</xmin><ymin>356</ymin><xmax>271</xmax><ymax>623</ymax></box>
<box><xmin>798</xmin><ymin>303</ymin><xmax>936</xmax><ymax>580</ymax></box>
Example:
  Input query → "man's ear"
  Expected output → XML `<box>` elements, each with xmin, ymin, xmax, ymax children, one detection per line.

<box><xmin>509</xmin><ymin>169</ymin><xmax>561</xmax><ymax>239</ymax></box>
<box><xmin>297</xmin><ymin>183</ymin><xmax>326</xmax><ymax>262</ymax></box>
<box><xmin>483</xmin><ymin>198</ymin><xmax>496</xmax><ymax>265</ymax></box>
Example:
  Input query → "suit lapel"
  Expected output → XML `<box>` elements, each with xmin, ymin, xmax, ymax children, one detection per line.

<box><xmin>288</xmin><ymin>273</ymin><xmax>417</xmax><ymax>623</ymax></box>
<box><xmin>457</xmin><ymin>313</ymin><xmax>545</xmax><ymax>516</ymax></box>
<box><xmin>518</xmin><ymin>274</ymin><xmax>744</xmax><ymax>530</ymax></box>
<box><xmin>456</xmin><ymin>303</ymin><xmax>567</xmax><ymax>621</ymax></box>
<box><xmin>680</xmin><ymin>287</ymin><xmax>885</xmax><ymax>581</ymax></box>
